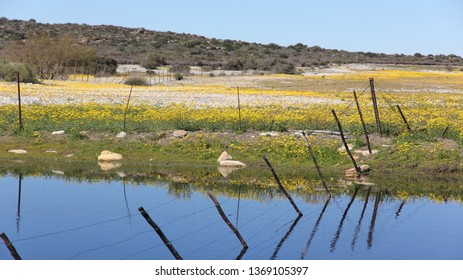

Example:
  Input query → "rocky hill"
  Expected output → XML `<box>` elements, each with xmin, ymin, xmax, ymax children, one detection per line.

<box><xmin>1</xmin><ymin>17</ymin><xmax>462</xmax><ymax>72</ymax></box>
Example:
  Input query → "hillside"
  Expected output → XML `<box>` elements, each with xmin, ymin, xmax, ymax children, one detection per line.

<box><xmin>1</xmin><ymin>17</ymin><xmax>462</xmax><ymax>71</ymax></box>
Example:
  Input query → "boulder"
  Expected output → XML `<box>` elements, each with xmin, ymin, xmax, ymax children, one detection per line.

<box><xmin>97</xmin><ymin>150</ymin><xmax>123</xmax><ymax>161</ymax></box>
<box><xmin>79</xmin><ymin>131</ymin><xmax>91</xmax><ymax>139</ymax></box>
<box><xmin>173</xmin><ymin>130</ymin><xmax>188</xmax><ymax>138</ymax></box>
<box><xmin>8</xmin><ymin>149</ymin><xmax>27</xmax><ymax>154</ymax></box>
<box><xmin>217</xmin><ymin>151</ymin><xmax>233</xmax><ymax>163</ymax></box>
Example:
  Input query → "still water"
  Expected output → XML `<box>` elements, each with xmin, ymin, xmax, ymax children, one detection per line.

<box><xmin>0</xmin><ymin>174</ymin><xmax>462</xmax><ymax>260</ymax></box>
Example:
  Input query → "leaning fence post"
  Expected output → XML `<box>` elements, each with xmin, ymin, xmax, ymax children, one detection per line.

<box><xmin>331</xmin><ymin>109</ymin><xmax>360</xmax><ymax>173</ymax></box>
<box><xmin>263</xmin><ymin>156</ymin><xmax>303</xmax><ymax>216</ymax></box>
<box><xmin>16</xmin><ymin>72</ymin><xmax>23</xmax><ymax>131</ymax></box>
<box><xmin>0</xmin><ymin>232</ymin><xmax>22</xmax><ymax>260</ymax></box>
<box><xmin>396</xmin><ymin>104</ymin><xmax>411</xmax><ymax>132</ymax></box>
<box><xmin>369</xmin><ymin>78</ymin><xmax>382</xmax><ymax>136</ymax></box>
<box><xmin>138</xmin><ymin>207</ymin><xmax>183</xmax><ymax>260</ymax></box>
<box><xmin>207</xmin><ymin>192</ymin><xmax>248</xmax><ymax>249</ymax></box>
<box><xmin>301</xmin><ymin>132</ymin><xmax>331</xmax><ymax>196</ymax></box>
<box><xmin>353</xmin><ymin>90</ymin><xmax>372</xmax><ymax>154</ymax></box>
<box><xmin>442</xmin><ymin>126</ymin><xmax>449</xmax><ymax>138</ymax></box>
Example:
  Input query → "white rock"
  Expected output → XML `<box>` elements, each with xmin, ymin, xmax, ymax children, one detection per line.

<box><xmin>97</xmin><ymin>150</ymin><xmax>123</xmax><ymax>161</ymax></box>
<box><xmin>64</xmin><ymin>154</ymin><xmax>74</xmax><ymax>157</ymax></box>
<box><xmin>51</xmin><ymin>170</ymin><xmax>64</xmax><ymax>175</ymax></box>
<box><xmin>217</xmin><ymin>151</ymin><xmax>233</xmax><ymax>163</ymax></box>
<box><xmin>116</xmin><ymin>131</ymin><xmax>127</xmax><ymax>138</ymax></box>
<box><xmin>173</xmin><ymin>130</ymin><xmax>188</xmax><ymax>138</ymax></box>
<box><xmin>8</xmin><ymin>149</ymin><xmax>27</xmax><ymax>154</ymax></box>
<box><xmin>52</xmin><ymin>130</ymin><xmax>65</xmax><ymax>135</ymax></box>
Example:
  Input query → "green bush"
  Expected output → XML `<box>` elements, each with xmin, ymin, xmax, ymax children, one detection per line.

<box><xmin>0</xmin><ymin>62</ymin><xmax>38</xmax><ymax>83</ymax></box>
<box><xmin>124</xmin><ymin>76</ymin><xmax>149</xmax><ymax>86</ymax></box>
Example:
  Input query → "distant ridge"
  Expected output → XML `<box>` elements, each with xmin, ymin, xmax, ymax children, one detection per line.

<box><xmin>1</xmin><ymin>17</ymin><xmax>462</xmax><ymax>71</ymax></box>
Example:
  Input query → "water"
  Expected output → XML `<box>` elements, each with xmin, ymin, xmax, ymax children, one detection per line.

<box><xmin>0</xmin><ymin>174</ymin><xmax>462</xmax><ymax>260</ymax></box>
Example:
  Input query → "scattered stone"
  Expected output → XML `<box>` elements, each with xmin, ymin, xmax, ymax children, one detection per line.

<box><xmin>8</xmin><ymin>149</ymin><xmax>27</xmax><ymax>154</ymax></box>
<box><xmin>260</xmin><ymin>131</ymin><xmax>279</xmax><ymax>137</ymax></box>
<box><xmin>79</xmin><ymin>131</ymin><xmax>91</xmax><ymax>139</ymax></box>
<box><xmin>45</xmin><ymin>149</ymin><xmax>57</xmax><ymax>153</ymax></box>
<box><xmin>97</xmin><ymin>150</ymin><xmax>123</xmax><ymax>161</ymax></box>
<box><xmin>354</xmin><ymin>149</ymin><xmax>379</xmax><ymax>157</ymax></box>
<box><xmin>51</xmin><ymin>170</ymin><xmax>65</xmax><ymax>175</ymax></box>
<box><xmin>52</xmin><ymin>130</ymin><xmax>65</xmax><ymax>135</ymax></box>
<box><xmin>98</xmin><ymin>161</ymin><xmax>122</xmax><ymax>171</ymax></box>
<box><xmin>217</xmin><ymin>151</ymin><xmax>233</xmax><ymax>163</ymax></box>
<box><xmin>64</xmin><ymin>154</ymin><xmax>74</xmax><ymax>157</ymax></box>
<box><xmin>173</xmin><ymin>130</ymin><xmax>188</xmax><ymax>138</ymax></box>
<box><xmin>337</xmin><ymin>144</ymin><xmax>354</xmax><ymax>153</ymax></box>
<box><xmin>345</xmin><ymin>164</ymin><xmax>371</xmax><ymax>176</ymax></box>
<box><xmin>116</xmin><ymin>131</ymin><xmax>127</xmax><ymax>138</ymax></box>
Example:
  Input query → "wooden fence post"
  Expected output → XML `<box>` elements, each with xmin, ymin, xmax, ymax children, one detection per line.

<box><xmin>353</xmin><ymin>90</ymin><xmax>372</xmax><ymax>154</ymax></box>
<box><xmin>138</xmin><ymin>207</ymin><xmax>183</xmax><ymax>260</ymax></box>
<box><xmin>17</xmin><ymin>72</ymin><xmax>23</xmax><ymax>131</ymax></box>
<box><xmin>0</xmin><ymin>232</ymin><xmax>22</xmax><ymax>260</ymax></box>
<box><xmin>369</xmin><ymin>78</ymin><xmax>382</xmax><ymax>136</ymax></box>
<box><xmin>331</xmin><ymin>109</ymin><xmax>360</xmax><ymax>172</ymax></box>
<box><xmin>123</xmin><ymin>85</ymin><xmax>134</xmax><ymax>131</ymax></box>
<box><xmin>301</xmin><ymin>132</ymin><xmax>331</xmax><ymax>196</ymax></box>
<box><xmin>263</xmin><ymin>156</ymin><xmax>303</xmax><ymax>216</ymax></box>
<box><xmin>396</xmin><ymin>104</ymin><xmax>411</xmax><ymax>132</ymax></box>
<box><xmin>207</xmin><ymin>192</ymin><xmax>248</xmax><ymax>249</ymax></box>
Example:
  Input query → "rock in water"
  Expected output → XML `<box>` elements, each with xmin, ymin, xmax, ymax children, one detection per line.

<box><xmin>97</xmin><ymin>150</ymin><xmax>123</xmax><ymax>161</ymax></box>
<box><xmin>219</xmin><ymin>160</ymin><xmax>246</xmax><ymax>168</ymax></box>
<box><xmin>217</xmin><ymin>151</ymin><xmax>233</xmax><ymax>163</ymax></box>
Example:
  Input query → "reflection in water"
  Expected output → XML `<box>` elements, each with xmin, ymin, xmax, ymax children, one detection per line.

<box><xmin>395</xmin><ymin>199</ymin><xmax>405</xmax><ymax>219</ymax></box>
<box><xmin>16</xmin><ymin>173</ymin><xmax>23</xmax><ymax>234</ymax></box>
<box><xmin>236</xmin><ymin>186</ymin><xmax>241</xmax><ymax>228</ymax></box>
<box><xmin>330</xmin><ymin>187</ymin><xmax>359</xmax><ymax>252</ymax></box>
<box><xmin>1</xmin><ymin>172</ymin><xmax>463</xmax><ymax>260</ymax></box>
<box><xmin>123</xmin><ymin>181</ymin><xmax>132</xmax><ymax>224</ymax></box>
<box><xmin>367</xmin><ymin>191</ymin><xmax>382</xmax><ymax>249</ymax></box>
<box><xmin>301</xmin><ymin>197</ymin><xmax>331</xmax><ymax>259</ymax></box>
<box><xmin>270</xmin><ymin>215</ymin><xmax>302</xmax><ymax>260</ymax></box>
<box><xmin>351</xmin><ymin>186</ymin><xmax>372</xmax><ymax>251</ymax></box>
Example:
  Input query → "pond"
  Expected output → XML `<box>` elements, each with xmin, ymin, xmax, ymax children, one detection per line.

<box><xmin>0</xmin><ymin>172</ymin><xmax>462</xmax><ymax>260</ymax></box>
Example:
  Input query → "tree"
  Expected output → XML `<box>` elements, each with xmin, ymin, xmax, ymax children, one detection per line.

<box><xmin>9</xmin><ymin>35</ymin><xmax>97</xmax><ymax>79</ymax></box>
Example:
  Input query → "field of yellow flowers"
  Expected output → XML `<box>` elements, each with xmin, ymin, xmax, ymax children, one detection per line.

<box><xmin>1</xmin><ymin>67</ymin><xmax>463</xmax><ymax>141</ymax></box>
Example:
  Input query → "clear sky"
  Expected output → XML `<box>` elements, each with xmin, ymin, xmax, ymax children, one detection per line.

<box><xmin>2</xmin><ymin>0</ymin><xmax>463</xmax><ymax>56</ymax></box>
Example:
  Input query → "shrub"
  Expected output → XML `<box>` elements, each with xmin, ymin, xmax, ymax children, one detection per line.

<box><xmin>0</xmin><ymin>62</ymin><xmax>38</xmax><ymax>83</ymax></box>
<box><xmin>124</xmin><ymin>76</ymin><xmax>149</xmax><ymax>86</ymax></box>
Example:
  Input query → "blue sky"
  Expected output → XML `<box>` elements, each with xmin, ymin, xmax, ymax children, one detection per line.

<box><xmin>2</xmin><ymin>0</ymin><xmax>463</xmax><ymax>56</ymax></box>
